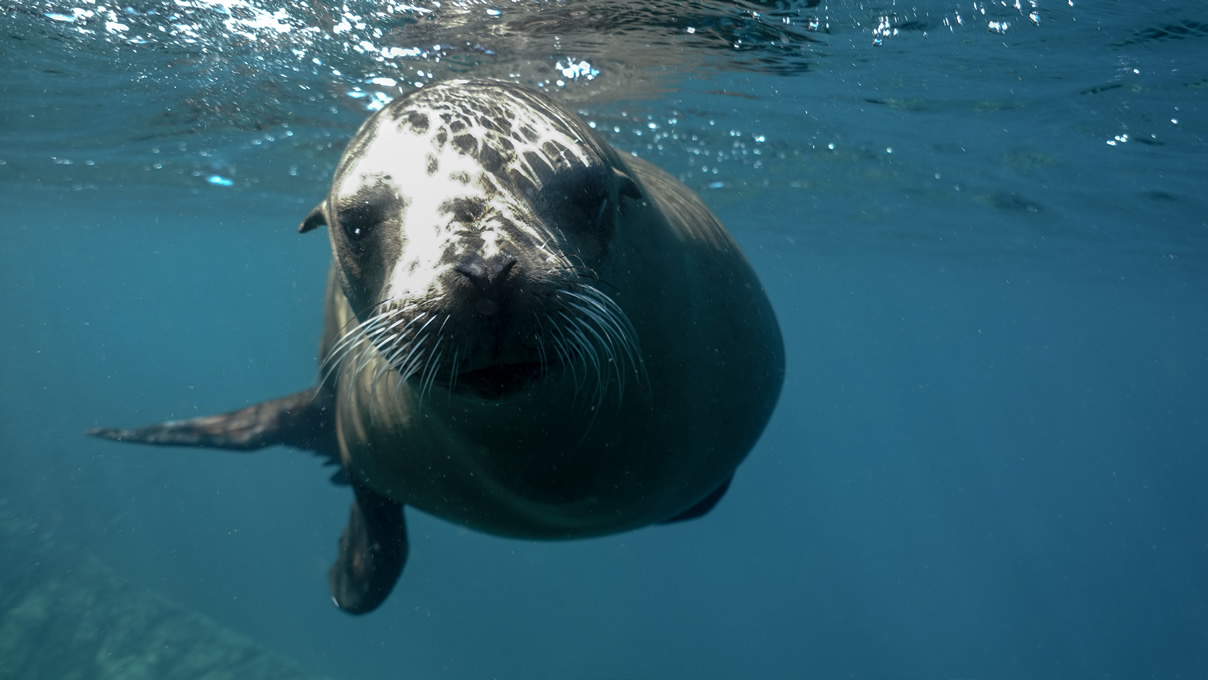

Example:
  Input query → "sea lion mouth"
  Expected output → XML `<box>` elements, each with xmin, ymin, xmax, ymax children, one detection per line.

<box><xmin>450</xmin><ymin>361</ymin><xmax>545</xmax><ymax>400</ymax></box>
<box><xmin>321</xmin><ymin>283</ymin><xmax>644</xmax><ymax>408</ymax></box>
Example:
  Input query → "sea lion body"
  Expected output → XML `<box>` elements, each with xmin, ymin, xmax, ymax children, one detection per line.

<box><xmin>89</xmin><ymin>80</ymin><xmax>784</xmax><ymax>613</ymax></box>
<box><xmin>321</xmin><ymin>157</ymin><xmax>777</xmax><ymax>539</ymax></box>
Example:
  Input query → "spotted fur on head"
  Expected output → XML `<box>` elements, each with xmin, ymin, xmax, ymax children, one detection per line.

<box><xmin>302</xmin><ymin>80</ymin><xmax>645</xmax><ymax>405</ymax></box>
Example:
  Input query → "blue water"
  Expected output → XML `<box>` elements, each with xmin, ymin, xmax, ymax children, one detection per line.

<box><xmin>2</xmin><ymin>1</ymin><xmax>1207</xmax><ymax>678</ymax></box>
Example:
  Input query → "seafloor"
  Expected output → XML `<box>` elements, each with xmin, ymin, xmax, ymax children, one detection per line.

<box><xmin>0</xmin><ymin>502</ymin><xmax>323</xmax><ymax>680</ymax></box>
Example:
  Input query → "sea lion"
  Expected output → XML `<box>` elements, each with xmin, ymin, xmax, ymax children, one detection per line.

<box><xmin>87</xmin><ymin>80</ymin><xmax>784</xmax><ymax>615</ymax></box>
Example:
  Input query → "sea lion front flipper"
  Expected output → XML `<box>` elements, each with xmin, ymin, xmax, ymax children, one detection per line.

<box><xmin>329</xmin><ymin>480</ymin><xmax>408</xmax><ymax>615</ymax></box>
<box><xmin>86</xmin><ymin>387</ymin><xmax>338</xmax><ymax>458</ymax></box>
<box><xmin>660</xmin><ymin>474</ymin><xmax>734</xmax><ymax>524</ymax></box>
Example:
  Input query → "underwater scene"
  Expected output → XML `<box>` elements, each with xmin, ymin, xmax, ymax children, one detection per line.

<box><xmin>1</xmin><ymin>1</ymin><xmax>1206</xmax><ymax>678</ymax></box>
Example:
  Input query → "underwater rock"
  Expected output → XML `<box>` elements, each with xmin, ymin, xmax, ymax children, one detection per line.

<box><xmin>0</xmin><ymin>508</ymin><xmax>326</xmax><ymax>680</ymax></box>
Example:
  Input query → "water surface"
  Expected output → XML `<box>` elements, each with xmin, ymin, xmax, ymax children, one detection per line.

<box><xmin>2</xmin><ymin>1</ymin><xmax>1206</xmax><ymax>678</ymax></box>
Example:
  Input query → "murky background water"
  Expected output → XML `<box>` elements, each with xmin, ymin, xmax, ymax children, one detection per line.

<box><xmin>2</xmin><ymin>1</ymin><xmax>1206</xmax><ymax>678</ymax></box>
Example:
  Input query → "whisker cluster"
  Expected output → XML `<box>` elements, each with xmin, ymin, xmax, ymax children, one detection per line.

<box><xmin>320</xmin><ymin>300</ymin><xmax>466</xmax><ymax>406</ymax></box>
<box><xmin>318</xmin><ymin>280</ymin><xmax>643</xmax><ymax>412</ymax></box>
<box><xmin>546</xmin><ymin>282</ymin><xmax>646</xmax><ymax>411</ymax></box>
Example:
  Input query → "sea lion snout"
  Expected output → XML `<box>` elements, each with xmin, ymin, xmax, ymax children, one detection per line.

<box><xmin>446</xmin><ymin>250</ymin><xmax>528</xmax><ymax>327</ymax></box>
<box><xmin>454</xmin><ymin>252</ymin><xmax>518</xmax><ymax>308</ymax></box>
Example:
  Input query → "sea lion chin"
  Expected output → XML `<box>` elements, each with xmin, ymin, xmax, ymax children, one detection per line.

<box><xmin>87</xmin><ymin>79</ymin><xmax>785</xmax><ymax>615</ymax></box>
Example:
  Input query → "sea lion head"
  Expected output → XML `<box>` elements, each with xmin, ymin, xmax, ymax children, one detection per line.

<box><xmin>301</xmin><ymin>80</ymin><xmax>645</xmax><ymax>402</ymax></box>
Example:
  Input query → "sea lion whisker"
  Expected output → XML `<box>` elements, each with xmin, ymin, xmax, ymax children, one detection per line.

<box><xmin>399</xmin><ymin>311</ymin><xmax>432</xmax><ymax>334</ymax></box>
<box><xmin>346</xmin><ymin>342</ymin><xmax>376</xmax><ymax>384</ymax></box>
<box><xmin>395</xmin><ymin>319</ymin><xmax>440</xmax><ymax>384</ymax></box>
<box><xmin>319</xmin><ymin>323</ymin><xmax>372</xmax><ymax>376</ymax></box>
<box><xmin>562</xmin><ymin>301</ymin><xmax>622</xmax><ymax>400</ymax></box>
<box><xmin>533</xmin><ymin>328</ymin><xmax>549</xmax><ymax>377</ymax></box>
<box><xmin>447</xmin><ymin>345</ymin><xmax>462</xmax><ymax>396</ymax></box>
<box><xmin>328</xmin><ymin>343</ymin><xmax>360</xmax><ymax>386</ymax></box>
<box><xmin>564</xmin><ymin>286</ymin><xmax>641</xmax><ymax>364</ymax></box>
<box><xmin>415</xmin><ymin>346</ymin><xmax>434</xmax><ymax>405</ymax></box>
<box><xmin>554</xmin><ymin>313</ymin><xmax>610</xmax><ymax>435</ymax></box>
<box><xmin>530</xmin><ymin>310</ymin><xmax>548</xmax><ymax>363</ymax></box>
<box><xmin>317</xmin><ymin>334</ymin><xmax>361</xmax><ymax>390</ymax></box>
<box><xmin>355</xmin><ymin>301</ymin><xmax>421</xmax><ymax>340</ymax></box>
<box><xmin>370</xmin><ymin>338</ymin><xmax>409</xmax><ymax>393</ymax></box>
<box><xmin>353</xmin><ymin>335</ymin><xmax>387</xmax><ymax>378</ymax></box>
<box><xmin>353</xmin><ymin>313</ymin><xmax>417</xmax><ymax>374</ymax></box>
<box><xmin>559</xmin><ymin>253</ymin><xmax>597</xmax><ymax>277</ymax></box>
<box><xmin>418</xmin><ymin>319</ymin><xmax>449</xmax><ymax>404</ymax></box>
<box><xmin>395</xmin><ymin>338</ymin><xmax>428</xmax><ymax>384</ymax></box>
<box><xmin>380</xmin><ymin>312</ymin><xmax>432</xmax><ymax>373</ymax></box>
<box><xmin>318</xmin><ymin>306</ymin><xmax>402</xmax><ymax>383</ymax></box>
<box><xmin>350</xmin><ymin>306</ymin><xmax>400</xmax><ymax>341</ymax></box>
<box><xmin>369</xmin><ymin>361</ymin><xmax>392</xmax><ymax>394</ymax></box>
<box><xmin>551</xmin><ymin>315</ymin><xmax>587</xmax><ymax>394</ymax></box>
<box><xmin>566</xmin><ymin>285</ymin><xmax>646</xmax><ymax>391</ymax></box>
<box><xmin>575</xmin><ymin>315</ymin><xmax>614</xmax><ymax>411</ymax></box>
<box><xmin>380</xmin><ymin>314</ymin><xmax>431</xmax><ymax>368</ymax></box>
<box><xmin>327</xmin><ymin>299</ymin><xmax>392</xmax><ymax>347</ymax></box>
<box><xmin>531</xmin><ymin>312</ymin><xmax>557</xmax><ymax>386</ymax></box>
<box><xmin>390</xmin><ymin>338</ymin><xmax>421</xmax><ymax>400</ymax></box>
<box><xmin>335</xmin><ymin>333</ymin><xmax>382</xmax><ymax>381</ymax></box>
<box><xmin>544</xmin><ymin>312</ymin><xmax>580</xmax><ymax>390</ymax></box>
<box><xmin>393</xmin><ymin>344</ymin><xmax>427</xmax><ymax>400</ymax></box>
<box><xmin>556</xmin><ymin>311</ymin><xmax>599</xmax><ymax>368</ymax></box>
<box><xmin>575</xmin><ymin>326</ymin><xmax>608</xmax><ymax>412</ymax></box>
<box><xmin>562</xmin><ymin>298</ymin><xmax>621</xmax><ymax>362</ymax></box>
<box><xmin>549</xmin><ymin>263</ymin><xmax>598</xmax><ymax>279</ymax></box>
<box><xmin>380</xmin><ymin>336</ymin><xmax>414</xmax><ymax>370</ymax></box>
<box><xmin>554</xmin><ymin>263</ymin><xmax>622</xmax><ymax>296</ymax></box>
<box><xmin>420</xmin><ymin>345</ymin><xmax>444</xmax><ymax>404</ymax></box>
<box><xmin>371</xmin><ymin>311</ymin><xmax>426</xmax><ymax>369</ymax></box>
<box><xmin>557</xmin><ymin>311</ymin><xmax>602</xmax><ymax>404</ymax></box>
<box><xmin>562</xmin><ymin>284</ymin><xmax>629</xmax><ymax>335</ymax></box>
<box><xmin>349</xmin><ymin>298</ymin><xmax>393</xmax><ymax>322</ymax></box>
<box><xmin>562</xmin><ymin>300</ymin><xmax>618</xmax><ymax>369</ymax></box>
<box><xmin>367</xmin><ymin>311</ymin><xmax>415</xmax><ymax>345</ymax></box>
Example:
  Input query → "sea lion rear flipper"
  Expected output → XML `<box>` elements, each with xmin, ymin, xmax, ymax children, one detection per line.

<box><xmin>329</xmin><ymin>480</ymin><xmax>408</xmax><ymax>615</ymax></box>
<box><xmin>660</xmin><ymin>475</ymin><xmax>733</xmax><ymax>524</ymax></box>
<box><xmin>85</xmin><ymin>387</ymin><xmax>339</xmax><ymax>461</ymax></box>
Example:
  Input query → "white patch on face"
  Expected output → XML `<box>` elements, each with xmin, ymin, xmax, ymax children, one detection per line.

<box><xmin>343</xmin><ymin>88</ymin><xmax>600</xmax><ymax>306</ymax></box>
<box><xmin>495</xmin><ymin>107</ymin><xmax>593</xmax><ymax>187</ymax></box>
<box><xmin>373</xmin><ymin>140</ymin><xmax>495</xmax><ymax>302</ymax></box>
<box><xmin>479</xmin><ymin>229</ymin><xmax>505</xmax><ymax>260</ymax></box>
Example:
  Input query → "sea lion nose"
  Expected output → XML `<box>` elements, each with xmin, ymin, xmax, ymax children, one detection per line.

<box><xmin>455</xmin><ymin>253</ymin><xmax>517</xmax><ymax>316</ymax></box>
<box><xmin>455</xmin><ymin>253</ymin><xmax>517</xmax><ymax>289</ymax></box>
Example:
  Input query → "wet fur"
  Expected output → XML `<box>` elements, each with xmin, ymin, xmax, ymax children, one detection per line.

<box><xmin>88</xmin><ymin>80</ymin><xmax>784</xmax><ymax>615</ymax></box>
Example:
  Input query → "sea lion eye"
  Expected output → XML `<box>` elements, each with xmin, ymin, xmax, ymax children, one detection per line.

<box><xmin>340</xmin><ymin>199</ymin><xmax>372</xmax><ymax>241</ymax></box>
<box><xmin>542</xmin><ymin>165</ymin><xmax>610</xmax><ymax>232</ymax></box>
<box><xmin>337</xmin><ymin>190</ymin><xmax>397</xmax><ymax>243</ymax></box>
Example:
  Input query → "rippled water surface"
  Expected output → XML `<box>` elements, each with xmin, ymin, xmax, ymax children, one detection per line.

<box><xmin>2</xmin><ymin>1</ymin><xmax>1206</xmax><ymax>678</ymax></box>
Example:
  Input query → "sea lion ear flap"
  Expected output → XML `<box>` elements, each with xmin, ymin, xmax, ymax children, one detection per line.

<box><xmin>299</xmin><ymin>205</ymin><xmax>328</xmax><ymax>234</ymax></box>
<box><xmin>614</xmin><ymin>166</ymin><xmax>642</xmax><ymax>201</ymax></box>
